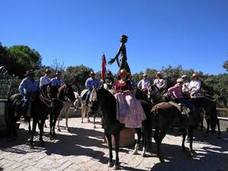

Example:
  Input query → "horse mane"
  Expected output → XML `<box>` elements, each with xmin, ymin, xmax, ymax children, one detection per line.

<box><xmin>58</xmin><ymin>85</ymin><xmax>66</xmax><ymax>100</ymax></box>
<box><xmin>97</xmin><ymin>88</ymin><xmax>117</xmax><ymax>118</ymax></box>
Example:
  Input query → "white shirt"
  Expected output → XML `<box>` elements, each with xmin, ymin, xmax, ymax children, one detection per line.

<box><xmin>153</xmin><ymin>78</ymin><xmax>166</xmax><ymax>90</ymax></box>
<box><xmin>39</xmin><ymin>75</ymin><xmax>51</xmax><ymax>87</ymax></box>
<box><xmin>137</xmin><ymin>79</ymin><xmax>151</xmax><ymax>90</ymax></box>
<box><xmin>189</xmin><ymin>80</ymin><xmax>201</xmax><ymax>93</ymax></box>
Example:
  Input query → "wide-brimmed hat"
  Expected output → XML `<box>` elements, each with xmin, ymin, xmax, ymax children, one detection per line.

<box><xmin>192</xmin><ymin>73</ymin><xmax>198</xmax><ymax>78</ymax></box>
<box><xmin>45</xmin><ymin>69</ymin><xmax>51</xmax><ymax>74</ymax></box>
<box><xmin>90</xmin><ymin>71</ymin><xmax>95</xmax><ymax>76</ymax></box>
<box><xmin>176</xmin><ymin>78</ymin><xmax>184</xmax><ymax>83</ymax></box>
<box><xmin>156</xmin><ymin>71</ymin><xmax>162</xmax><ymax>77</ymax></box>
<box><xmin>55</xmin><ymin>71</ymin><xmax>61</xmax><ymax>76</ymax></box>
<box><xmin>121</xmin><ymin>34</ymin><xmax>128</xmax><ymax>39</ymax></box>
<box><xmin>143</xmin><ymin>73</ymin><xmax>147</xmax><ymax>77</ymax></box>
<box><xmin>25</xmin><ymin>70</ymin><xmax>34</xmax><ymax>77</ymax></box>
<box><xmin>181</xmin><ymin>75</ymin><xmax>187</xmax><ymax>79</ymax></box>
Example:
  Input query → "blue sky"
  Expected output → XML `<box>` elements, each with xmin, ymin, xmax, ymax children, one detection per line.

<box><xmin>0</xmin><ymin>0</ymin><xmax>228</xmax><ymax>74</ymax></box>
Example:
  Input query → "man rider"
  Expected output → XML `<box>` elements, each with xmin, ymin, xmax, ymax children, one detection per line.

<box><xmin>51</xmin><ymin>71</ymin><xmax>65</xmax><ymax>88</ymax></box>
<box><xmin>18</xmin><ymin>70</ymin><xmax>39</xmax><ymax>117</ymax></box>
<box><xmin>84</xmin><ymin>71</ymin><xmax>101</xmax><ymax>104</ymax></box>
<box><xmin>153</xmin><ymin>72</ymin><xmax>167</xmax><ymax>92</ymax></box>
<box><xmin>189</xmin><ymin>73</ymin><xmax>201</xmax><ymax>98</ymax></box>
<box><xmin>39</xmin><ymin>69</ymin><xmax>51</xmax><ymax>95</ymax></box>
<box><xmin>137</xmin><ymin>72</ymin><xmax>151</xmax><ymax>94</ymax></box>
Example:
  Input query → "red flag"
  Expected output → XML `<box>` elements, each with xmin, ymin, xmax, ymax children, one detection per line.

<box><xmin>101</xmin><ymin>54</ymin><xmax>106</xmax><ymax>81</ymax></box>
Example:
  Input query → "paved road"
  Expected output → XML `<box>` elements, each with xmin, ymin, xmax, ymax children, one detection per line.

<box><xmin>0</xmin><ymin>117</ymin><xmax>228</xmax><ymax>171</ymax></box>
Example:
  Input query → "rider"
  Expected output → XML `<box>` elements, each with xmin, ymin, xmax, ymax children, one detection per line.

<box><xmin>167</xmin><ymin>78</ymin><xmax>195</xmax><ymax>114</ymax></box>
<box><xmin>181</xmin><ymin>75</ymin><xmax>190</xmax><ymax>97</ymax></box>
<box><xmin>39</xmin><ymin>69</ymin><xmax>51</xmax><ymax>95</ymax></box>
<box><xmin>137</xmin><ymin>72</ymin><xmax>151</xmax><ymax>94</ymax></box>
<box><xmin>18</xmin><ymin>70</ymin><xmax>39</xmax><ymax>117</ymax></box>
<box><xmin>51</xmin><ymin>71</ymin><xmax>65</xmax><ymax>88</ymax></box>
<box><xmin>104</xmin><ymin>70</ymin><xmax>115</xmax><ymax>89</ymax></box>
<box><xmin>114</xmin><ymin>69</ymin><xmax>146</xmax><ymax>128</ymax></box>
<box><xmin>189</xmin><ymin>73</ymin><xmax>201</xmax><ymax>98</ymax></box>
<box><xmin>153</xmin><ymin>72</ymin><xmax>167</xmax><ymax>93</ymax></box>
<box><xmin>84</xmin><ymin>71</ymin><xmax>101</xmax><ymax>104</ymax></box>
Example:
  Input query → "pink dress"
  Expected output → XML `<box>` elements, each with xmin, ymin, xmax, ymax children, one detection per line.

<box><xmin>114</xmin><ymin>80</ymin><xmax>146</xmax><ymax>128</ymax></box>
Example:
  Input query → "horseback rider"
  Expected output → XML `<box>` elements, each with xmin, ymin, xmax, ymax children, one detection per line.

<box><xmin>108</xmin><ymin>34</ymin><xmax>131</xmax><ymax>74</ymax></box>
<box><xmin>167</xmin><ymin>78</ymin><xmax>195</xmax><ymax>121</ymax></box>
<box><xmin>181</xmin><ymin>74</ymin><xmax>190</xmax><ymax>97</ymax></box>
<box><xmin>39</xmin><ymin>69</ymin><xmax>51</xmax><ymax>96</ymax></box>
<box><xmin>189</xmin><ymin>73</ymin><xmax>201</xmax><ymax>98</ymax></box>
<box><xmin>153</xmin><ymin>71</ymin><xmax>167</xmax><ymax>93</ymax></box>
<box><xmin>18</xmin><ymin>70</ymin><xmax>39</xmax><ymax>117</ymax></box>
<box><xmin>51</xmin><ymin>71</ymin><xmax>65</xmax><ymax>88</ymax></box>
<box><xmin>84</xmin><ymin>71</ymin><xmax>101</xmax><ymax>104</ymax></box>
<box><xmin>104</xmin><ymin>70</ymin><xmax>115</xmax><ymax>89</ymax></box>
<box><xmin>114</xmin><ymin>69</ymin><xmax>146</xmax><ymax>128</ymax></box>
<box><xmin>137</xmin><ymin>72</ymin><xmax>151</xmax><ymax>95</ymax></box>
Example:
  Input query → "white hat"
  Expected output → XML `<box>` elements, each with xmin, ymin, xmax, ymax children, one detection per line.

<box><xmin>181</xmin><ymin>75</ymin><xmax>187</xmax><ymax>79</ymax></box>
<box><xmin>176</xmin><ymin>78</ymin><xmax>184</xmax><ymax>83</ymax></box>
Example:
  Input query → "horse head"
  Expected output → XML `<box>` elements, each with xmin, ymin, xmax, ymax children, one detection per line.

<box><xmin>59</xmin><ymin>84</ymin><xmax>76</xmax><ymax>103</ymax></box>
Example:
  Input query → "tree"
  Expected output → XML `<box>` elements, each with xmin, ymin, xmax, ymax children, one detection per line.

<box><xmin>64</xmin><ymin>65</ymin><xmax>93</xmax><ymax>92</ymax></box>
<box><xmin>8</xmin><ymin>45</ymin><xmax>42</xmax><ymax>77</ymax></box>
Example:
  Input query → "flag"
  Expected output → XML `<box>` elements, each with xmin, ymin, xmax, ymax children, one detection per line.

<box><xmin>101</xmin><ymin>54</ymin><xmax>106</xmax><ymax>81</ymax></box>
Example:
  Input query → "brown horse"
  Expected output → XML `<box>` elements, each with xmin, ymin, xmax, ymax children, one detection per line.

<box><xmin>151</xmin><ymin>102</ymin><xmax>196</xmax><ymax>162</ymax></box>
<box><xmin>48</xmin><ymin>84</ymin><xmax>76</xmax><ymax>136</ymax></box>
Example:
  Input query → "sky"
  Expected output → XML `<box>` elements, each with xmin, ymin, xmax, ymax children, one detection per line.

<box><xmin>0</xmin><ymin>0</ymin><xmax>228</xmax><ymax>75</ymax></box>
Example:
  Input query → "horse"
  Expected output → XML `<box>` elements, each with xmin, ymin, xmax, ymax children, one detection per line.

<box><xmin>6</xmin><ymin>93</ymin><xmax>31</xmax><ymax>138</ymax></box>
<box><xmin>90</xmin><ymin>87</ymin><xmax>152</xmax><ymax>169</ymax></box>
<box><xmin>48</xmin><ymin>84</ymin><xmax>76</xmax><ymax>134</ymax></box>
<box><xmin>150</xmin><ymin>101</ymin><xmax>197</xmax><ymax>162</ymax></box>
<box><xmin>6</xmin><ymin>91</ymin><xmax>57</xmax><ymax>146</ymax></box>
<box><xmin>79</xmin><ymin>89</ymin><xmax>101</xmax><ymax>128</ymax></box>
<box><xmin>190</xmin><ymin>97</ymin><xmax>221</xmax><ymax>136</ymax></box>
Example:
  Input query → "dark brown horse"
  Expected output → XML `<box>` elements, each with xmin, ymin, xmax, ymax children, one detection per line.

<box><xmin>151</xmin><ymin>102</ymin><xmax>197</xmax><ymax>162</ymax></box>
<box><xmin>91</xmin><ymin>87</ymin><xmax>152</xmax><ymax>169</ymax></box>
<box><xmin>190</xmin><ymin>97</ymin><xmax>221</xmax><ymax>135</ymax></box>
<box><xmin>47</xmin><ymin>84</ymin><xmax>76</xmax><ymax>137</ymax></box>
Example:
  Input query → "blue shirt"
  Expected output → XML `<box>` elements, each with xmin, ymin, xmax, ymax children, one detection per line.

<box><xmin>18</xmin><ymin>77</ymin><xmax>39</xmax><ymax>96</ymax></box>
<box><xmin>85</xmin><ymin>77</ymin><xmax>101</xmax><ymax>90</ymax></box>
<box><xmin>51</xmin><ymin>77</ymin><xmax>64</xmax><ymax>87</ymax></box>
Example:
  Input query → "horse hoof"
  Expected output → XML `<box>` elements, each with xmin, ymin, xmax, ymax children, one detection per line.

<box><xmin>108</xmin><ymin>161</ymin><xmax>113</xmax><ymax>167</ymax></box>
<box><xmin>114</xmin><ymin>165</ymin><xmax>120</xmax><ymax>170</ymax></box>
<box><xmin>57</xmin><ymin>128</ymin><xmax>61</xmax><ymax>132</ymax></box>
<box><xmin>133</xmin><ymin>150</ymin><xmax>138</xmax><ymax>155</ymax></box>
<box><xmin>159</xmin><ymin>157</ymin><xmax>165</xmax><ymax>163</ymax></box>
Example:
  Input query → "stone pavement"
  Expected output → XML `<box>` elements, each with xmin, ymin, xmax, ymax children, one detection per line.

<box><xmin>0</xmin><ymin>117</ymin><xmax>228</xmax><ymax>171</ymax></box>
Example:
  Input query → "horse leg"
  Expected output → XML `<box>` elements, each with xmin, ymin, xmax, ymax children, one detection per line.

<box><xmin>113</xmin><ymin>132</ymin><xmax>120</xmax><ymax>169</ymax></box>
<box><xmin>188</xmin><ymin>126</ymin><xmax>194</xmax><ymax>157</ymax></box>
<box><xmin>133</xmin><ymin>128</ymin><xmax>141</xmax><ymax>155</ymax></box>
<box><xmin>93</xmin><ymin>112</ymin><xmax>96</xmax><ymax>128</ymax></box>
<box><xmin>217</xmin><ymin>119</ymin><xmax>221</xmax><ymax>138</ymax></box>
<box><xmin>81</xmin><ymin>104</ymin><xmax>85</xmax><ymax>123</ymax></box>
<box><xmin>28</xmin><ymin>118</ymin><xmax>32</xmax><ymax>133</ymax></box>
<box><xmin>154</xmin><ymin>129</ymin><xmax>165</xmax><ymax>163</ymax></box>
<box><xmin>105</xmin><ymin>132</ymin><xmax>113</xmax><ymax>167</ymax></box>
<box><xmin>181</xmin><ymin>128</ymin><xmax>188</xmax><ymax>152</ymax></box>
<box><xmin>57</xmin><ymin>112</ymin><xmax>61</xmax><ymax>132</ymax></box>
<box><xmin>66</xmin><ymin>109</ymin><xmax>69</xmax><ymax>132</ymax></box>
<box><xmin>38</xmin><ymin>120</ymin><xmax>44</xmax><ymax>145</ymax></box>
<box><xmin>49</xmin><ymin>113</ymin><xmax>54</xmax><ymax>138</ymax></box>
<box><xmin>30</xmin><ymin>119</ymin><xmax>37</xmax><ymax>147</ymax></box>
